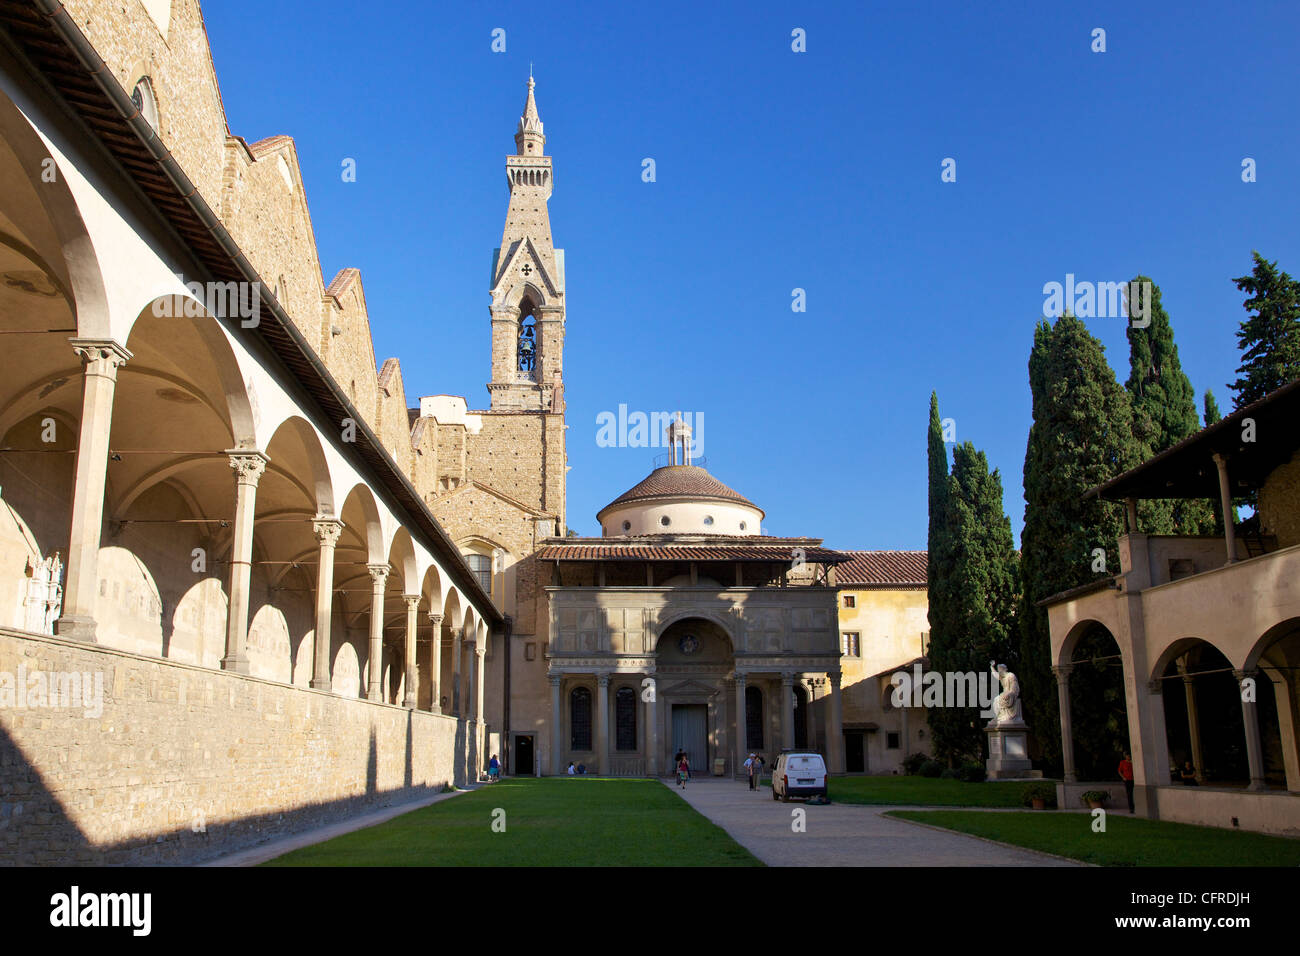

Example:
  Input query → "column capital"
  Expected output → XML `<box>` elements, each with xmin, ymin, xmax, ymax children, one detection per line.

<box><xmin>548</xmin><ymin>673</ymin><xmax>562</xmax><ymax>687</ymax></box>
<box><xmin>1052</xmin><ymin>664</ymin><xmax>1074</xmax><ymax>682</ymax></box>
<box><xmin>733</xmin><ymin>670</ymin><xmax>748</xmax><ymax>684</ymax></box>
<box><xmin>828</xmin><ymin>670</ymin><xmax>841</xmax><ymax>689</ymax></box>
<box><xmin>403</xmin><ymin>594</ymin><xmax>421</xmax><ymax>611</ymax></box>
<box><xmin>427</xmin><ymin>612</ymin><xmax>443</xmax><ymax>626</ymax></box>
<box><xmin>597</xmin><ymin>672</ymin><xmax>610</xmax><ymax>687</ymax></box>
<box><xmin>475</xmin><ymin>644</ymin><xmax>486</xmax><ymax>659</ymax></box>
<box><xmin>780</xmin><ymin>672</ymin><xmax>795</xmax><ymax>686</ymax></box>
<box><xmin>227</xmin><ymin>449</ymin><xmax>269</xmax><ymax>485</ymax></box>
<box><xmin>312</xmin><ymin>516</ymin><xmax>344</xmax><ymax>545</ymax></box>
<box><xmin>367</xmin><ymin>562</ymin><xmax>390</xmax><ymax>585</ymax></box>
<box><xmin>70</xmin><ymin>338</ymin><xmax>132</xmax><ymax>374</ymax></box>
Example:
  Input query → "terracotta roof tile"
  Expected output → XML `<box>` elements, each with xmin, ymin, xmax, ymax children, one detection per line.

<box><xmin>535</xmin><ymin>543</ymin><xmax>849</xmax><ymax>563</ymax></box>
<box><xmin>598</xmin><ymin>465</ymin><xmax>761</xmax><ymax>518</ymax></box>
<box><xmin>836</xmin><ymin>550</ymin><xmax>928</xmax><ymax>588</ymax></box>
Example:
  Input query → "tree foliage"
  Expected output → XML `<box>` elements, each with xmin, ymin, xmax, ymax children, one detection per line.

<box><xmin>1019</xmin><ymin>314</ymin><xmax>1139</xmax><ymax>770</ymax></box>
<box><xmin>1229</xmin><ymin>251</ymin><xmax>1300</xmax><ymax>408</ymax></box>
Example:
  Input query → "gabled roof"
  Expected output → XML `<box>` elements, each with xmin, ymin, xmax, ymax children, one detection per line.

<box><xmin>836</xmin><ymin>550</ymin><xmax>928</xmax><ymax>588</ymax></box>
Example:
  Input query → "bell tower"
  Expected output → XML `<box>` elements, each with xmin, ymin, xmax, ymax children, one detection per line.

<box><xmin>488</xmin><ymin>74</ymin><xmax>565</xmax><ymax>411</ymax></box>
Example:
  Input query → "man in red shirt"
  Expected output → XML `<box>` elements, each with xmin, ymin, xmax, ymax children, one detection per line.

<box><xmin>1118</xmin><ymin>752</ymin><xmax>1135</xmax><ymax>812</ymax></box>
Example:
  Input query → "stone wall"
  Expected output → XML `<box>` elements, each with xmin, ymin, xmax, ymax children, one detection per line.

<box><xmin>1260</xmin><ymin>451</ymin><xmax>1300</xmax><ymax>550</ymax></box>
<box><xmin>0</xmin><ymin>628</ymin><xmax>466</xmax><ymax>864</ymax></box>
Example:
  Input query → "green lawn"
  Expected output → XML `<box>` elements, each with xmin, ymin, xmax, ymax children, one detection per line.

<box><xmin>886</xmin><ymin>810</ymin><xmax>1300</xmax><ymax>866</ymax></box>
<box><xmin>802</xmin><ymin>775</ymin><xmax>1044</xmax><ymax>807</ymax></box>
<box><xmin>263</xmin><ymin>777</ymin><xmax>761</xmax><ymax>867</ymax></box>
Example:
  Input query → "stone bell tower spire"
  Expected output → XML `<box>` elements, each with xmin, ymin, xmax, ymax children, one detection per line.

<box><xmin>488</xmin><ymin>74</ymin><xmax>565</xmax><ymax>413</ymax></box>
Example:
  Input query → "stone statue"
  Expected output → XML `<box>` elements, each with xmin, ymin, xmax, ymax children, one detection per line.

<box><xmin>988</xmin><ymin>661</ymin><xmax>1023</xmax><ymax>726</ymax></box>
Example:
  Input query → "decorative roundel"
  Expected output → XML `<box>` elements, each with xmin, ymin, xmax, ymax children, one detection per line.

<box><xmin>678</xmin><ymin>633</ymin><xmax>700</xmax><ymax>655</ymax></box>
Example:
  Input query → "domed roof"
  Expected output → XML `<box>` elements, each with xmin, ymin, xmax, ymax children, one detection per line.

<box><xmin>597</xmin><ymin>465</ymin><xmax>762</xmax><ymax>519</ymax></box>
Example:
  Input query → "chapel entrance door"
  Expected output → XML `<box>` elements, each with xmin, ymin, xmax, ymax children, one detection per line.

<box><xmin>671</xmin><ymin>704</ymin><xmax>708</xmax><ymax>772</ymax></box>
<box><xmin>514</xmin><ymin>735</ymin><xmax>534</xmax><ymax>776</ymax></box>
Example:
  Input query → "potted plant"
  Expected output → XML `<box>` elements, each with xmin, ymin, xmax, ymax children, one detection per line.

<box><xmin>1081</xmin><ymin>790</ymin><xmax>1109</xmax><ymax>810</ymax></box>
<box><xmin>1021</xmin><ymin>782</ymin><xmax>1056</xmax><ymax>810</ymax></box>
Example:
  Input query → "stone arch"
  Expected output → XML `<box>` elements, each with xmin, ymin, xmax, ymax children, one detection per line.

<box><xmin>1154</xmin><ymin>637</ymin><xmax>1249</xmax><ymax>786</ymax></box>
<box><xmin>338</xmin><ymin>482</ymin><xmax>384</xmax><ymax>565</ymax></box>
<box><xmin>386</xmin><ymin>527</ymin><xmax>419</xmax><ymax>598</ymax></box>
<box><xmin>0</xmin><ymin>89</ymin><xmax>110</xmax><ymax>338</ymax></box>
<box><xmin>654</xmin><ymin>608</ymin><xmax>737</xmax><ymax>653</ymax></box>
<box><xmin>1243</xmin><ymin>618</ymin><xmax>1300</xmax><ymax>790</ymax></box>
<box><xmin>263</xmin><ymin>415</ymin><xmax>334</xmax><ymax>517</ymax></box>
<box><xmin>1063</xmin><ymin>620</ymin><xmax>1132</xmax><ymax>781</ymax></box>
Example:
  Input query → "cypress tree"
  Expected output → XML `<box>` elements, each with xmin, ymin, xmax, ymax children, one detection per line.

<box><xmin>925</xmin><ymin>392</ymin><xmax>956</xmax><ymax>760</ymax></box>
<box><xmin>928</xmin><ymin>442</ymin><xmax>1020</xmax><ymax>763</ymax></box>
<box><xmin>1229</xmin><ymin>251</ymin><xmax>1300</xmax><ymax>408</ymax></box>
<box><xmin>1019</xmin><ymin>314</ymin><xmax>1139</xmax><ymax>770</ymax></box>
<box><xmin>1203</xmin><ymin>389</ymin><xmax>1222</xmax><ymax>426</ymax></box>
<box><xmin>1124</xmin><ymin>276</ymin><xmax>1213</xmax><ymax>534</ymax></box>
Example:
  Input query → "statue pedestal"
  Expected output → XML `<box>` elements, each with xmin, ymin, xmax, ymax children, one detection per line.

<box><xmin>985</xmin><ymin>721</ymin><xmax>1033</xmax><ymax>780</ymax></box>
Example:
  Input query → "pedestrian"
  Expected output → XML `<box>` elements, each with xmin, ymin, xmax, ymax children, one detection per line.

<box><xmin>1117</xmin><ymin>751</ymin><xmax>1134</xmax><ymax>811</ymax></box>
<box><xmin>1180</xmin><ymin>760</ymin><xmax>1198</xmax><ymax>786</ymax></box>
<box><xmin>676</xmin><ymin>753</ymin><xmax>690</xmax><ymax>788</ymax></box>
<box><xmin>487</xmin><ymin>753</ymin><xmax>500</xmax><ymax>783</ymax></box>
<box><xmin>744</xmin><ymin>752</ymin><xmax>759</xmax><ymax>791</ymax></box>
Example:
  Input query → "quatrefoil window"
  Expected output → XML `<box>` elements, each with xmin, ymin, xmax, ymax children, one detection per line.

<box><xmin>520</xmin><ymin>263</ymin><xmax>533</xmax><ymax>276</ymax></box>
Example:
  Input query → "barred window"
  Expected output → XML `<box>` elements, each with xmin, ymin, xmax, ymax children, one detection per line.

<box><xmin>841</xmin><ymin>632</ymin><xmax>860</xmax><ymax>658</ymax></box>
<box><xmin>615</xmin><ymin>687</ymin><xmax>637</xmax><ymax>751</ymax></box>
<box><xmin>467</xmin><ymin>553</ymin><xmax>492</xmax><ymax>594</ymax></box>
<box><xmin>570</xmin><ymin>687</ymin><xmax>592</xmax><ymax>751</ymax></box>
<box><xmin>843</xmin><ymin>595</ymin><xmax>856</xmax><ymax>608</ymax></box>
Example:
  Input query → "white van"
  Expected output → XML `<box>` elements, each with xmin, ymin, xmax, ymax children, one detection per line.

<box><xmin>771</xmin><ymin>751</ymin><xmax>828</xmax><ymax>801</ymax></box>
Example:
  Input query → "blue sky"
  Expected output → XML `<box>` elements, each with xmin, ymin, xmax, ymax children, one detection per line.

<box><xmin>205</xmin><ymin>1</ymin><xmax>1300</xmax><ymax>548</ymax></box>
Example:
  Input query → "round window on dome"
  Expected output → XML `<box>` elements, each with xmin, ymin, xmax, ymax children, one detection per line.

<box><xmin>703</xmin><ymin>516</ymin><xmax>714</xmax><ymax>526</ymax></box>
<box><xmin>660</xmin><ymin>516</ymin><xmax>671</xmax><ymax>527</ymax></box>
<box><xmin>622</xmin><ymin>520</ymin><xmax>631</xmax><ymax>532</ymax></box>
<box><xmin>739</xmin><ymin>521</ymin><xmax>747</xmax><ymax>531</ymax></box>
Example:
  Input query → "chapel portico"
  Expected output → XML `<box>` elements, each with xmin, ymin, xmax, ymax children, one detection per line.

<box><xmin>535</xmin><ymin>445</ymin><xmax>850</xmax><ymax>778</ymax></box>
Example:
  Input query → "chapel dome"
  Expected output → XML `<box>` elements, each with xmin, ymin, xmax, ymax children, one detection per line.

<box><xmin>597</xmin><ymin>464</ymin><xmax>765</xmax><ymax>537</ymax></box>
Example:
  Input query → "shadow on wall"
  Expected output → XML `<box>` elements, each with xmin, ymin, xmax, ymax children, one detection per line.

<box><xmin>0</xmin><ymin>710</ymin><xmax>456</xmax><ymax>866</ymax></box>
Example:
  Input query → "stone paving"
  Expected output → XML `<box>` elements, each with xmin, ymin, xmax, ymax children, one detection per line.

<box><xmin>667</xmin><ymin>777</ymin><xmax>1082</xmax><ymax>867</ymax></box>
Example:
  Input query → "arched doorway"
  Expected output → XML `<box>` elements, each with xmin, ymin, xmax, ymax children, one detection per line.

<box><xmin>655</xmin><ymin>615</ymin><xmax>735</xmax><ymax>776</ymax></box>
<box><xmin>1066</xmin><ymin>623</ymin><xmax>1131</xmax><ymax>780</ymax></box>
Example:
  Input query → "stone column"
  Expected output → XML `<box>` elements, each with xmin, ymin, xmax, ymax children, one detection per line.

<box><xmin>451</xmin><ymin>626</ymin><xmax>464</xmax><ymax>715</ymax></box>
<box><xmin>647</xmin><ymin>671</ymin><xmax>660</xmax><ymax>780</ymax></box>
<box><xmin>310</xmin><ymin>518</ymin><xmax>343</xmax><ymax>690</ymax></box>
<box><xmin>55</xmin><ymin>340</ymin><xmax>131</xmax><ymax>641</ymax></box>
<box><xmin>1179</xmin><ymin>662</ymin><xmax>1206</xmax><ymax>783</ymax></box>
<box><xmin>475</xmin><ymin>643</ymin><xmax>486</xmax><ymax>724</ymax></box>
<box><xmin>221</xmin><ymin>450</ymin><xmax>268</xmax><ymax>674</ymax></box>
<box><xmin>827</xmin><ymin>670</ymin><xmax>845</xmax><ymax>773</ymax></box>
<box><xmin>597</xmin><ymin>672</ymin><xmax>610</xmax><ymax>775</ymax></box>
<box><xmin>365</xmin><ymin>563</ymin><xmax>389</xmax><ymax>702</ymax></box>
<box><xmin>429</xmin><ymin>614</ymin><xmax>445</xmax><ymax>711</ymax></box>
<box><xmin>1053</xmin><ymin>664</ymin><xmax>1076</xmax><ymax>783</ymax></box>
<box><xmin>1213</xmin><ymin>453</ymin><xmax>1236</xmax><ymax>564</ymax></box>
<box><xmin>1236</xmin><ymin>668</ymin><xmax>1267</xmax><ymax>791</ymax></box>
<box><xmin>402</xmin><ymin>595</ymin><xmax>420</xmax><ymax>708</ymax></box>
<box><xmin>781</xmin><ymin>672</ymin><xmax>796</xmax><ymax>750</ymax></box>
<box><xmin>549</xmin><ymin>673</ymin><xmax>562</xmax><ymax>775</ymax></box>
<box><xmin>734</xmin><ymin>672</ymin><xmax>748</xmax><ymax>776</ymax></box>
